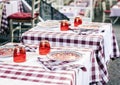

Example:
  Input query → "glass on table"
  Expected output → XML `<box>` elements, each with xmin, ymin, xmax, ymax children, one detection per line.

<box><xmin>74</xmin><ymin>16</ymin><xmax>82</xmax><ymax>27</ymax></box>
<box><xmin>60</xmin><ymin>20</ymin><xmax>69</xmax><ymax>31</ymax></box>
<box><xmin>13</xmin><ymin>46</ymin><xmax>26</xmax><ymax>63</ymax></box>
<box><xmin>39</xmin><ymin>40</ymin><xmax>50</xmax><ymax>55</ymax></box>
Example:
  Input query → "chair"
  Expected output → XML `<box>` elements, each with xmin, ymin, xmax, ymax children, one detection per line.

<box><xmin>8</xmin><ymin>0</ymin><xmax>40</xmax><ymax>42</ymax></box>
<box><xmin>102</xmin><ymin>1</ymin><xmax>111</xmax><ymax>22</ymax></box>
<box><xmin>94</xmin><ymin>0</ymin><xmax>101</xmax><ymax>16</ymax></box>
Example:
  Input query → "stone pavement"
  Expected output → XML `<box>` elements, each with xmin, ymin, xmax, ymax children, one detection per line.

<box><xmin>106</xmin><ymin>22</ymin><xmax>120</xmax><ymax>85</ymax></box>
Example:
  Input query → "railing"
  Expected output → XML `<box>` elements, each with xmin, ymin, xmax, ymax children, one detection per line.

<box><xmin>40</xmin><ymin>0</ymin><xmax>69</xmax><ymax>20</ymax></box>
<box><xmin>24</xmin><ymin>0</ymin><xmax>69</xmax><ymax>21</ymax></box>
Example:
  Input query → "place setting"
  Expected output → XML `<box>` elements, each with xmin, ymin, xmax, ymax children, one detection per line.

<box><xmin>68</xmin><ymin>16</ymin><xmax>103</xmax><ymax>35</ymax></box>
<box><xmin>0</xmin><ymin>44</ymin><xmax>16</xmax><ymax>58</ymax></box>
<box><xmin>32</xmin><ymin>16</ymin><xmax>104</xmax><ymax>35</ymax></box>
<box><xmin>36</xmin><ymin>40</ymin><xmax>87</xmax><ymax>71</ymax></box>
<box><xmin>35</xmin><ymin>20</ymin><xmax>60</xmax><ymax>31</ymax></box>
<box><xmin>37</xmin><ymin>20</ymin><xmax>60</xmax><ymax>28</ymax></box>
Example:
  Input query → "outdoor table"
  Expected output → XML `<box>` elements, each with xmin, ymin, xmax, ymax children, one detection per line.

<box><xmin>21</xmin><ymin>21</ymin><xmax>120</xmax><ymax>84</ymax></box>
<box><xmin>0</xmin><ymin>43</ymin><xmax>95</xmax><ymax>85</ymax></box>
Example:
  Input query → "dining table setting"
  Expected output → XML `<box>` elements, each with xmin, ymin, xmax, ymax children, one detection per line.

<box><xmin>20</xmin><ymin>17</ymin><xmax>120</xmax><ymax>84</ymax></box>
<box><xmin>0</xmin><ymin>41</ymin><xmax>97</xmax><ymax>85</ymax></box>
<box><xmin>0</xmin><ymin>1</ymin><xmax>120</xmax><ymax>84</ymax></box>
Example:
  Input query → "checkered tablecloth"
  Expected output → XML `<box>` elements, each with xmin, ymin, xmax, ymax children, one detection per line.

<box><xmin>0</xmin><ymin>0</ymin><xmax>23</xmax><ymax>34</ymax></box>
<box><xmin>21</xmin><ymin>30</ymin><xmax>104</xmax><ymax>50</ymax></box>
<box><xmin>21</xmin><ymin>30</ymin><xmax>106</xmax><ymax>83</ymax></box>
<box><xmin>0</xmin><ymin>63</ymin><xmax>76</xmax><ymax>85</ymax></box>
<box><xmin>0</xmin><ymin>47</ymin><xmax>95</xmax><ymax>85</ymax></box>
<box><xmin>21</xmin><ymin>23</ymin><xmax>120</xmax><ymax>84</ymax></box>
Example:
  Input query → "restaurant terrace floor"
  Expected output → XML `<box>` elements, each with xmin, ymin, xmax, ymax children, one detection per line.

<box><xmin>92</xmin><ymin>8</ymin><xmax>120</xmax><ymax>84</ymax></box>
<box><xmin>106</xmin><ymin>21</ymin><xmax>120</xmax><ymax>85</ymax></box>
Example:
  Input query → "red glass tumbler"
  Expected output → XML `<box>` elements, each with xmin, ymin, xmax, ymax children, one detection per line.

<box><xmin>39</xmin><ymin>40</ymin><xmax>50</xmax><ymax>55</ymax></box>
<box><xmin>74</xmin><ymin>16</ymin><xmax>82</xmax><ymax>27</ymax></box>
<box><xmin>60</xmin><ymin>20</ymin><xmax>69</xmax><ymax>31</ymax></box>
<box><xmin>13</xmin><ymin>46</ymin><xmax>26</xmax><ymax>63</ymax></box>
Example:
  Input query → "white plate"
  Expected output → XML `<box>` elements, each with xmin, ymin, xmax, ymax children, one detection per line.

<box><xmin>0</xmin><ymin>47</ymin><xmax>14</xmax><ymax>58</ymax></box>
<box><xmin>47</xmin><ymin>50</ymin><xmax>82</xmax><ymax>61</ymax></box>
<box><xmin>37</xmin><ymin>20</ymin><xmax>60</xmax><ymax>28</ymax></box>
<box><xmin>78</xmin><ymin>24</ymin><xmax>101</xmax><ymax>29</ymax></box>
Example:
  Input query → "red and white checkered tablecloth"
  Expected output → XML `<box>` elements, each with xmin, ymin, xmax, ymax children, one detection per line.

<box><xmin>21</xmin><ymin>22</ymin><xmax>120</xmax><ymax>84</ymax></box>
<box><xmin>0</xmin><ymin>47</ymin><xmax>95</xmax><ymax>85</ymax></box>
<box><xmin>0</xmin><ymin>63</ymin><xmax>77</xmax><ymax>85</ymax></box>
<box><xmin>0</xmin><ymin>0</ymin><xmax>23</xmax><ymax>34</ymax></box>
<box><xmin>21</xmin><ymin>30</ymin><xmax>107</xmax><ymax>83</ymax></box>
<box><xmin>1</xmin><ymin>43</ymin><xmax>101</xmax><ymax>84</ymax></box>
<box><xmin>21</xmin><ymin>31</ymin><xmax>104</xmax><ymax>50</ymax></box>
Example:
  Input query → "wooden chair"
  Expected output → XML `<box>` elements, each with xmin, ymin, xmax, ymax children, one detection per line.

<box><xmin>8</xmin><ymin>0</ymin><xmax>40</xmax><ymax>42</ymax></box>
<box><xmin>102</xmin><ymin>1</ymin><xmax>111</xmax><ymax>22</ymax></box>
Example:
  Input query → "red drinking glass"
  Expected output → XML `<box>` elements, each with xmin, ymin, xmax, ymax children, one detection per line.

<box><xmin>13</xmin><ymin>46</ymin><xmax>26</xmax><ymax>63</ymax></box>
<box><xmin>74</xmin><ymin>16</ymin><xmax>82</xmax><ymax>27</ymax></box>
<box><xmin>39</xmin><ymin>40</ymin><xmax>50</xmax><ymax>55</ymax></box>
<box><xmin>60</xmin><ymin>20</ymin><xmax>69</xmax><ymax>31</ymax></box>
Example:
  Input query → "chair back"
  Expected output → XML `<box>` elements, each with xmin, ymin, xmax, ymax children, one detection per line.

<box><xmin>102</xmin><ymin>1</ymin><xmax>106</xmax><ymax>11</ymax></box>
<box><xmin>31</xmin><ymin>0</ymin><xmax>40</xmax><ymax>18</ymax></box>
<box><xmin>0</xmin><ymin>2</ymin><xmax>4</xmax><ymax>26</ymax></box>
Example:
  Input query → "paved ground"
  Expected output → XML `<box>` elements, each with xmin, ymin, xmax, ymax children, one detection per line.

<box><xmin>106</xmin><ymin>23</ymin><xmax>120</xmax><ymax>85</ymax></box>
<box><xmin>93</xmin><ymin>8</ymin><xmax>120</xmax><ymax>84</ymax></box>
